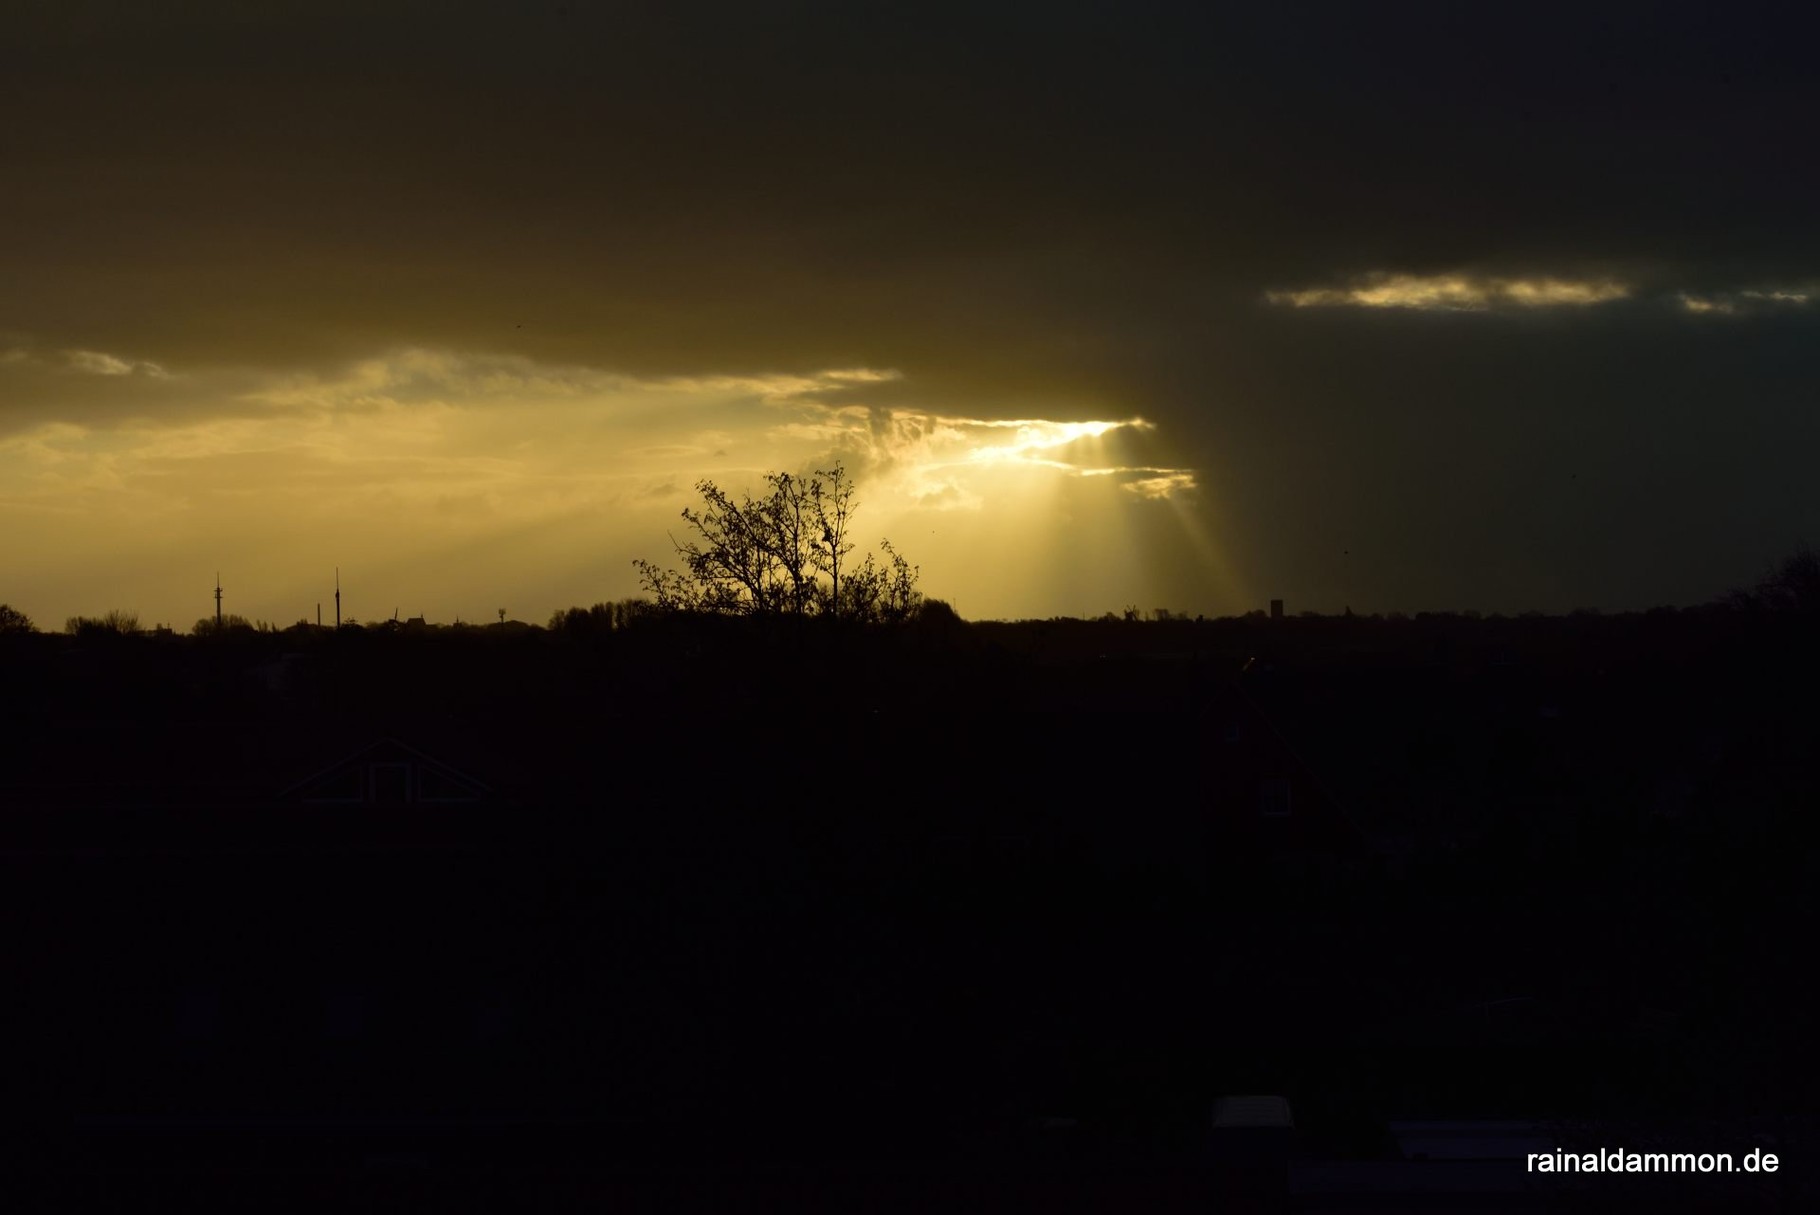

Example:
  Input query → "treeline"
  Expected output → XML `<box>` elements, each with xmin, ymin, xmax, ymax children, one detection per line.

<box><xmin>5</xmin><ymin>540</ymin><xmax>1816</xmax><ymax>642</ymax></box>
<box><xmin>0</xmin><ymin>590</ymin><xmax>1806</xmax><ymax>646</ymax></box>
<box><xmin>546</xmin><ymin>598</ymin><xmax>660</xmax><ymax>636</ymax></box>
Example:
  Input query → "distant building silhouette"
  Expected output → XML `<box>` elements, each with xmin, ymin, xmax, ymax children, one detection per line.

<box><xmin>1270</xmin><ymin>598</ymin><xmax>1284</xmax><ymax>620</ymax></box>
<box><xmin>278</xmin><ymin>738</ymin><xmax>491</xmax><ymax>806</ymax></box>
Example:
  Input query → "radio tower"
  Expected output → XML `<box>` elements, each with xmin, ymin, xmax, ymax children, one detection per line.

<box><xmin>335</xmin><ymin>567</ymin><xmax>341</xmax><ymax>630</ymax></box>
<box><xmin>214</xmin><ymin>573</ymin><xmax>222</xmax><ymax>631</ymax></box>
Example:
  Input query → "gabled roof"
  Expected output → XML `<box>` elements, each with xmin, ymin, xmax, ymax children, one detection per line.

<box><xmin>276</xmin><ymin>737</ymin><xmax>491</xmax><ymax>806</ymax></box>
<box><xmin>1213</xmin><ymin>1095</ymin><xmax>1294</xmax><ymax>1129</ymax></box>
<box><xmin>1188</xmin><ymin>681</ymin><xmax>1373</xmax><ymax>855</ymax></box>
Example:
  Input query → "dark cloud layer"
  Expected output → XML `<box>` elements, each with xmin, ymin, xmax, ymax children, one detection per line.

<box><xmin>6</xmin><ymin>1</ymin><xmax>1820</xmax><ymax>614</ymax></box>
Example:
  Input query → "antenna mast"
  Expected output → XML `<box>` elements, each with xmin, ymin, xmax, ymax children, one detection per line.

<box><xmin>214</xmin><ymin>573</ymin><xmax>222</xmax><ymax>631</ymax></box>
<box><xmin>335</xmin><ymin>567</ymin><xmax>341</xmax><ymax>630</ymax></box>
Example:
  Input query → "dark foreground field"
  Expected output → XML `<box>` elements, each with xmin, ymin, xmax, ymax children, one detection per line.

<box><xmin>2</xmin><ymin>612</ymin><xmax>1813</xmax><ymax>1210</ymax></box>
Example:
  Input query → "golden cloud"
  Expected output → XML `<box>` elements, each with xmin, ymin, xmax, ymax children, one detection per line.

<box><xmin>66</xmin><ymin>349</ymin><xmax>169</xmax><ymax>377</ymax></box>
<box><xmin>0</xmin><ymin>347</ymin><xmax>1202</xmax><ymax>627</ymax></box>
<box><xmin>1121</xmin><ymin>472</ymin><xmax>1198</xmax><ymax>500</ymax></box>
<box><xmin>1266</xmin><ymin>272</ymin><xmax>1632</xmax><ymax>311</ymax></box>
<box><xmin>1678</xmin><ymin>287</ymin><xmax>1814</xmax><ymax>316</ymax></box>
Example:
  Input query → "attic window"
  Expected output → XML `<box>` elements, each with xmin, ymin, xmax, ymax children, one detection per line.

<box><xmin>174</xmin><ymin>986</ymin><xmax>224</xmax><ymax>1042</ymax></box>
<box><xmin>325</xmin><ymin>987</ymin><xmax>371</xmax><ymax>1041</ymax></box>
<box><xmin>370</xmin><ymin>762</ymin><xmax>411</xmax><ymax>804</ymax></box>
<box><xmin>1259</xmin><ymin>779</ymin><xmax>1292</xmax><ymax>817</ymax></box>
<box><xmin>472</xmin><ymin>996</ymin><xmax>519</xmax><ymax>1044</ymax></box>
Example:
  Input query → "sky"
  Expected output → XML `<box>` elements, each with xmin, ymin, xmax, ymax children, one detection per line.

<box><xmin>5</xmin><ymin>1</ymin><xmax>1819</xmax><ymax>628</ymax></box>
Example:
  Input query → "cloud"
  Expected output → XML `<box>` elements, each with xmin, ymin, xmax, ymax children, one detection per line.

<box><xmin>1265</xmin><ymin>273</ymin><xmax>1632</xmax><ymax>312</ymax></box>
<box><xmin>1743</xmin><ymin>289</ymin><xmax>1813</xmax><ymax>304</ymax></box>
<box><xmin>782</xmin><ymin>408</ymin><xmax>1204</xmax><ymax>524</ymax></box>
<box><xmin>913</xmin><ymin>480</ymin><xmax>984</xmax><ymax>512</ymax></box>
<box><xmin>820</xmin><ymin>412</ymin><xmax>1168</xmax><ymax>487</ymax></box>
<box><xmin>241</xmin><ymin>351</ymin><xmax>900</xmax><ymax>418</ymax></box>
<box><xmin>1271</xmin><ymin>273</ymin><xmax>1820</xmax><ymax>321</ymax></box>
<box><xmin>0</xmin><ymin>343</ymin><xmax>1208</xmax><ymax>625</ymax></box>
<box><xmin>7</xmin><ymin>2</ymin><xmax>1820</xmax><ymax>625</ymax></box>
<box><xmin>66</xmin><ymin>349</ymin><xmax>169</xmax><ymax>377</ymax></box>
<box><xmin>1677</xmin><ymin>287</ymin><xmax>1814</xmax><ymax>317</ymax></box>
<box><xmin>1071</xmin><ymin>466</ymin><xmax>1200</xmax><ymax>499</ymax></box>
<box><xmin>1678</xmin><ymin>294</ymin><xmax>1735</xmax><ymax>315</ymax></box>
<box><xmin>1121</xmin><ymin>472</ymin><xmax>1198</xmax><ymax>500</ymax></box>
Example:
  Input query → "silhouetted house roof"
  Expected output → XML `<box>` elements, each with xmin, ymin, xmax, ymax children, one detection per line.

<box><xmin>867</xmin><ymin>685</ymin><xmax>1368</xmax><ymax>880</ymax></box>
<box><xmin>1213</xmin><ymin>1095</ymin><xmax>1294</xmax><ymax>1128</ymax></box>
<box><xmin>276</xmin><ymin>737</ymin><xmax>491</xmax><ymax>807</ymax></box>
<box><xmin>1388</xmin><ymin>1119</ymin><xmax>1554</xmax><ymax>1161</ymax></box>
<box><xmin>1200</xmin><ymin>683</ymin><xmax>1370</xmax><ymax>858</ymax></box>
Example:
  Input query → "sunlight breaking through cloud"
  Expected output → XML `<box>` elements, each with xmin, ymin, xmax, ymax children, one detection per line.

<box><xmin>842</xmin><ymin>414</ymin><xmax>1196</xmax><ymax>500</ymax></box>
<box><xmin>0</xmin><ymin>345</ymin><xmax>1215</xmax><ymax>626</ymax></box>
<box><xmin>962</xmin><ymin>419</ymin><xmax>1133</xmax><ymax>464</ymax></box>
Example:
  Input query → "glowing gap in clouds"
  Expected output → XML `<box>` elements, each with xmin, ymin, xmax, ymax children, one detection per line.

<box><xmin>865</xmin><ymin>414</ymin><xmax>1200</xmax><ymax>508</ymax></box>
<box><xmin>911</xmin><ymin>416</ymin><xmax>1178</xmax><ymax>477</ymax></box>
<box><xmin>836</xmin><ymin>409</ymin><xmax>1237</xmax><ymax>617</ymax></box>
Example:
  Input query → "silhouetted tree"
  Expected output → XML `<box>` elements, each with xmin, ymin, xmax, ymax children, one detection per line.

<box><xmin>613</xmin><ymin>597</ymin><xmax>656</xmax><ymax>629</ymax></box>
<box><xmin>192</xmin><ymin>614</ymin><xmax>256</xmax><ymax>637</ymax></box>
<box><xmin>0</xmin><ymin>603</ymin><xmax>33</xmax><ymax>634</ymax></box>
<box><xmin>550</xmin><ymin>597</ymin><xmax>657</xmax><ymax>634</ymax></box>
<box><xmin>917</xmin><ymin>598</ymin><xmax>963</xmax><ymax>627</ymax></box>
<box><xmin>635</xmin><ymin>462</ymin><xmax>923</xmax><ymax>624</ymax></box>
<box><xmin>65</xmin><ymin>610</ymin><xmax>140</xmax><ymax>637</ymax></box>
<box><xmin>549</xmin><ymin>603</ymin><xmax>616</xmax><ymax>636</ymax></box>
<box><xmin>1751</xmin><ymin>541</ymin><xmax>1820</xmax><ymax>614</ymax></box>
